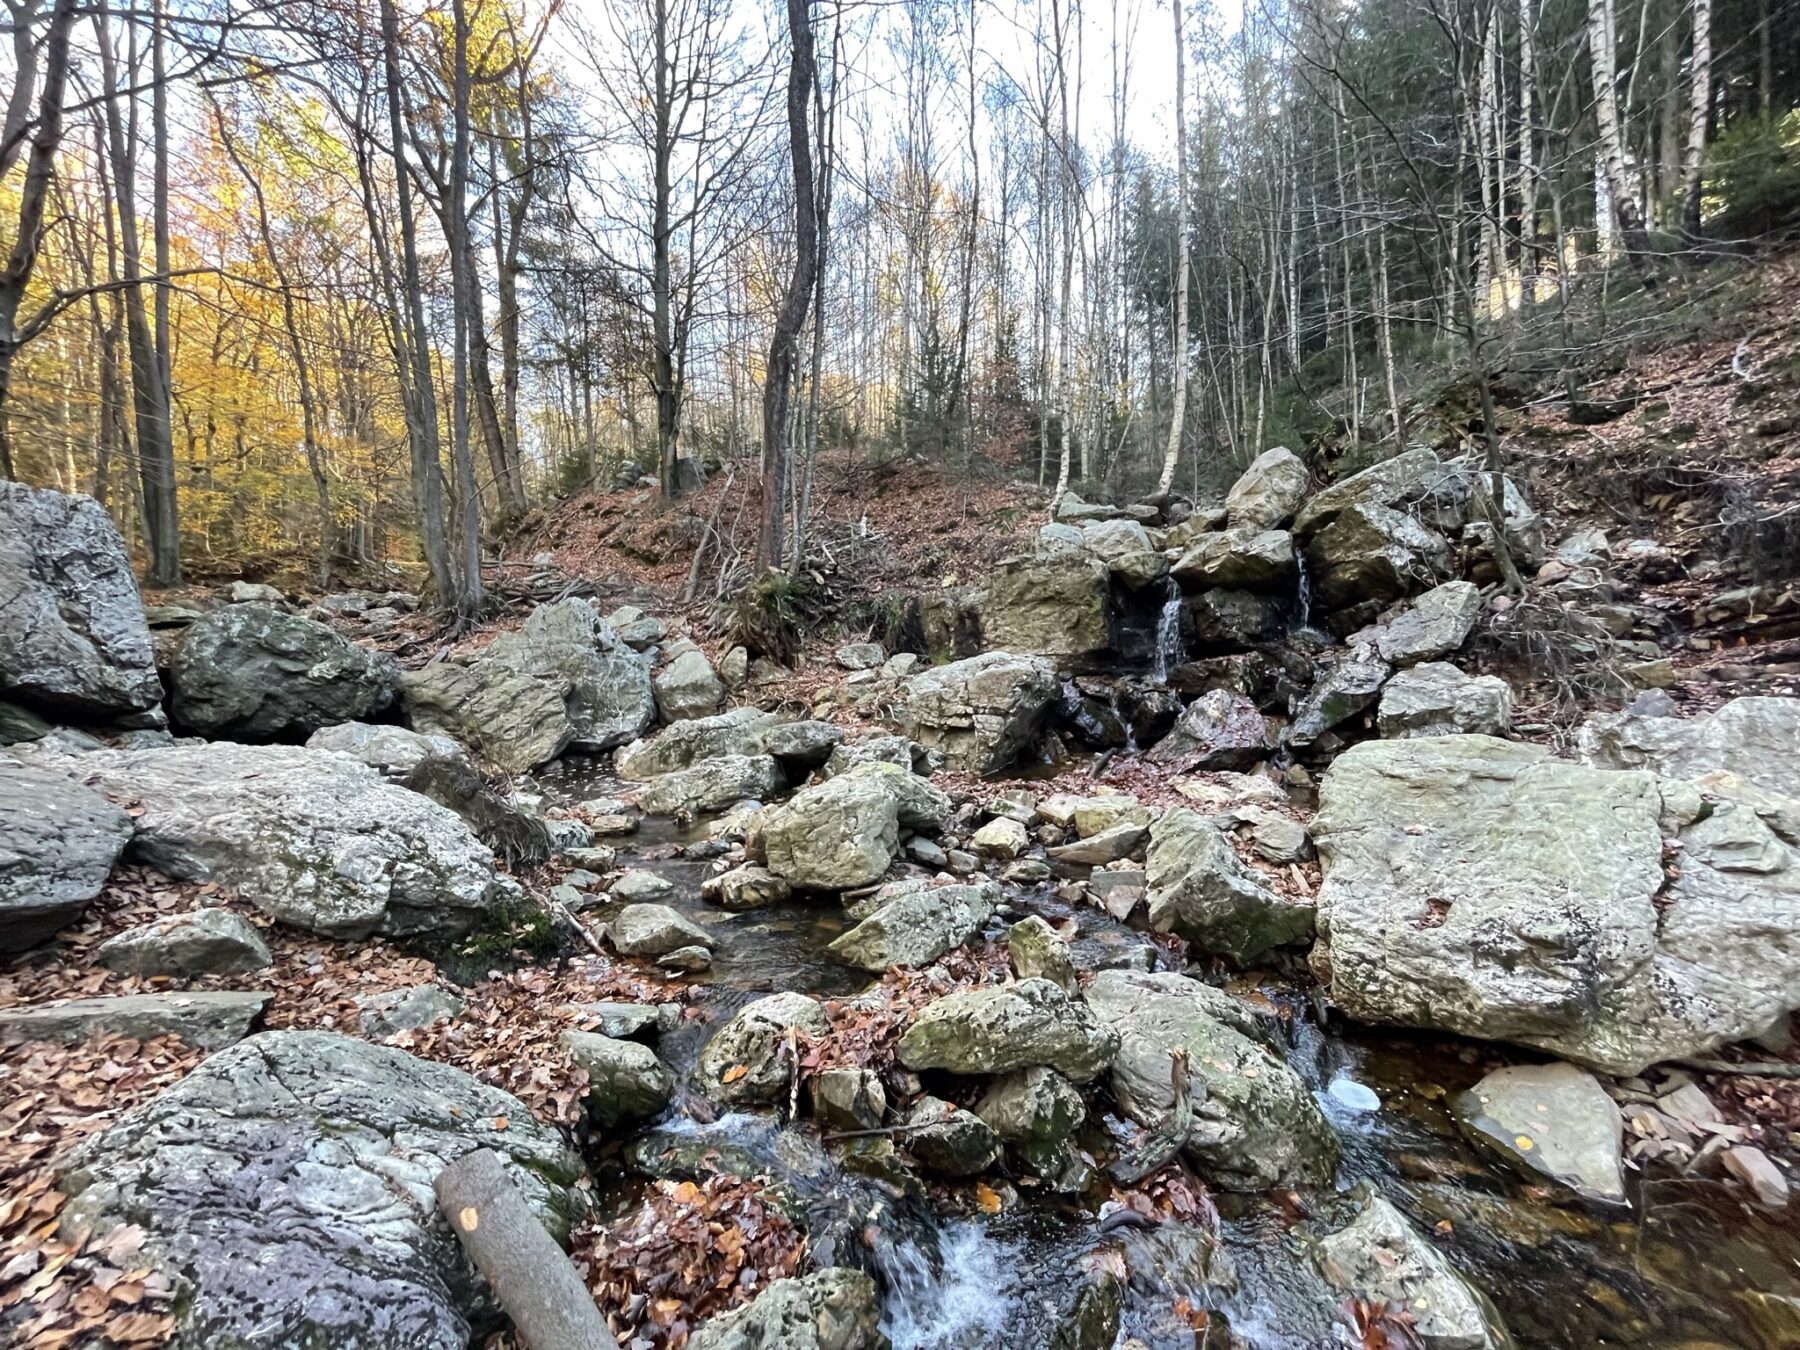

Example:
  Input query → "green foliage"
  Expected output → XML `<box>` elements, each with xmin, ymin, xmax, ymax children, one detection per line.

<box><xmin>1706</xmin><ymin>111</ymin><xmax>1800</xmax><ymax>238</ymax></box>
<box><xmin>719</xmin><ymin>571</ymin><xmax>825</xmax><ymax>664</ymax></box>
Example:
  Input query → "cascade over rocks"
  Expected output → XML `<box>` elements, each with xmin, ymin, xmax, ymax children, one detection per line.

<box><xmin>1144</xmin><ymin>808</ymin><xmax>1315</xmax><ymax>963</ymax></box>
<box><xmin>56</xmin><ymin>1030</ymin><xmax>586</xmax><ymax>1350</ymax></box>
<box><xmin>23</xmin><ymin>742</ymin><xmax>502</xmax><ymax>940</ymax></box>
<box><xmin>900</xmin><ymin>651</ymin><xmax>1059</xmax><ymax>776</ymax></box>
<box><xmin>0</xmin><ymin>753</ymin><xmax>133</xmax><ymax>950</ymax></box>
<box><xmin>1311</xmin><ymin>733</ymin><xmax>1800</xmax><ymax>1075</ymax></box>
<box><xmin>0</xmin><ymin>482</ymin><xmax>163</xmax><ymax>718</ymax></box>
<box><xmin>168</xmin><ymin>604</ymin><xmax>398</xmax><ymax>740</ymax></box>
<box><xmin>1085</xmin><ymin>969</ymin><xmax>1339</xmax><ymax>1190</ymax></box>
<box><xmin>759</xmin><ymin>761</ymin><xmax>951</xmax><ymax>889</ymax></box>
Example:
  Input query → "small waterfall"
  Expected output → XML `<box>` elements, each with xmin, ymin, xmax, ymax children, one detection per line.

<box><xmin>1293</xmin><ymin>549</ymin><xmax>1314</xmax><ymax>630</ymax></box>
<box><xmin>1151</xmin><ymin>576</ymin><xmax>1184</xmax><ymax>685</ymax></box>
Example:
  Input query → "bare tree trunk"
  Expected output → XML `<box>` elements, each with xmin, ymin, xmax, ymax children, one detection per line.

<box><xmin>1680</xmin><ymin>0</ymin><xmax>1712</xmax><ymax>240</ymax></box>
<box><xmin>1519</xmin><ymin>0</ymin><xmax>1541</xmax><ymax>302</ymax></box>
<box><xmin>1589</xmin><ymin>0</ymin><xmax>1659</xmax><ymax>283</ymax></box>
<box><xmin>447</xmin><ymin>0</ymin><xmax>484</xmax><ymax>622</ymax></box>
<box><xmin>791</xmin><ymin>4</ymin><xmax>839</xmax><ymax>575</ymax></box>
<box><xmin>1156</xmin><ymin>0</ymin><xmax>1189</xmax><ymax>496</ymax></box>
<box><xmin>756</xmin><ymin>0</ymin><xmax>817</xmax><ymax>572</ymax></box>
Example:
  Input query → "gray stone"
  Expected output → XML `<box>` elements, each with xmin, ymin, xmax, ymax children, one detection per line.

<box><xmin>0</xmin><ymin>698</ymin><xmax>53</xmax><ymax>744</ymax></box>
<box><xmin>356</xmin><ymin>984</ymin><xmax>465</xmax><ymax>1037</ymax></box>
<box><xmin>1289</xmin><ymin>651</ymin><xmax>1391</xmax><ymax>747</ymax></box>
<box><xmin>703</xmin><ymin>864</ymin><xmax>793</xmax><ymax>910</ymax></box>
<box><xmin>1307</xmin><ymin>503</ymin><xmax>1452</xmax><ymax>611</ymax></box>
<box><xmin>1008</xmin><ymin>915</ymin><xmax>1076</xmax><ymax>992</ymax></box>
<box><xmin>903</xmin><ymin>1096</ymin><xmax>1002</xmax><ymax>1177</ymax></box>
<box><xmin>698</xmin><ymin>992</ymin><xmax>831</xmax><ymax>1104</ymax></box>
<box><xmin>765</xmin><ymin>720</ymin><xmax>845</xmax><ymax>771</ymax></box>
<box><xmin>169</xmin><ymin>604</ymin><xmax>398</xmax><ymax>740</ymax></box>
<box><xmin>306</xmin><ymin>721</ymin><xmax>469</xmax><ymax>777</ymax></box>
<box><xmin>974</xmin><ymin>1065</ymin><xmax>1086</xmax><ymax>1172</ymax></box>
<box><xmin>1085</xmin><ymin>970</ymin><xmax>1338</xmax><ymax>1190</ymax></box>
<box><xmin>907</xmin><ymin>837</ymin><xmax>949</xmax><ymax>867</ymax></box>
<box><xmin>657</xmin><ymin>944</ymin><xmax>712</xmax><ymax>972</ymax></box>
<box><xmin>1378</xmin><ymin>663</ymin><xmax>1513</xmax><ymax>739</ymax></box>
<box><xmin>882</xmin><ymin>653</ymin><xmax>920</xmax><ymax>680</ymax></box>
<box><xmin>1148</xmin><ymin>689</ymin><xmax>1271</xmax><ymax>771</ymax></box>
<box><xmin>1145</xmin><ymin>809</ymin><xmax>1314</xmax><ymax>963</ymax></box>
<box><xmin>0</xmin><ymin>754</ymin><xmax>133</xmax><ymax>950</ymax></box>
<box><xmin>760</xmin><ymin>761</ymin><xmax>951</xmax><ymax>890</ymax></box>
<box><xmin>402</xmin><ymin>660</ymin><xmax>574</xmax><ymax>774</ymax></box>
<box><xmin>1451</xmin><ymin>1062</ymin><xmax>1625</xmax><ymax>1203</ymax></box>
<box><xmin>561</xmin><ymin>1030</ymin><xmax>673</xmax><ymax>1127</ymax></box>
<box><xmin>1072</xmin><ymin>795</ymin><xmax>1150</xmax><ymax>837</ymax></box>
<box><xmin>978</xmin><ymin>554</ymin><xmax>1111</xmax><ymax>660</ymax></box>
<box><xmin>1037</xmin><ymin>521</ymin><xmax>1089</xmax><ymax>556</ymax></box>
<box><xmin>96</xmin><ymin>909</ymin><xmax>271</xmax><ymax>978</ymax></box>
<box><xmin>610</xmin><ymin>903</ymin><xmax>710</xmax><ymax>956</ymax></box>
<box><xmin>614</xmin><ymin>707</ymin><xmax>781</xmax><ymax>779</ymax></box>
<box><xmin>687</xmin><ymin>1268</ymin><xmax>882</xmax><ymax>1350</ymax></box>
<box><xmin>1242</xmin><ymin>810</ymin><xmax>1313</xmax><ymax>864</ymax></box>
<box><xmin>229</xmin><ymin>581</ymin><xmax>286</xmax><ymax>604</ymax></box>
<box><xmin>827</xmin><ymin>879</ymin><xmax>996</xmax><ymax>970</ymax></box>
<box><xmin>611</xmin><ymin>868</ymin><xmax>675</xmax><ymax>903</ymax></box>
<box><xmin>654</xmin><ymin>649</ymin><xmax>727</xmax><ymax>722</ymax></box>
<box><xmin>834</xmin><ymin>642</ymin><xmax>886</xmax><ymax>671</ymax></box>
<box><xmin>719</xmin><ymin>645</ymin><xmax>750</xmax><ymax>687</ymax></box>
<box><xmin>0</xmin><ymin>482</ymin><xmax>163</xmax><ymax>716</ymax></box>
<box><xmin>1577</xmin><ymin>696</ymin><xmax>1800</xmax><ymax>800</ymax></box>
<box><xmin>810</xmin><ymin>1067</ymin><xmax>886</xmax><ymax>1131</ymax></box>
<box><xmin>1187</xmin><ymin>588</ymin><xmax>1287</xmax><ymax>648</ymax></box>
<box><xmin>1293</xmin><ymin>446</ymin><xmax>1471</xmax><ymax>537</ymax></box>
<box><xmin>901</xmin><ymin>651</ymin><xmax>1059</xmax><ymax>776</ymax></box>
<box><xmin>1047</xmin><ymin>820</ymin><xmax>1147</xmax><ymax>865</ymax></box>
<box><xmin>1312</xmin><ymin>1187</ymin><xmax>1508</xmax><ymax>1350</ymax></box>
<box><xmin>636</xmin><ymin>754</ymin><xmax>784</xmax><ymax>816</ymax></box>
<box><xmin>31</xmin><ymin>742</ymin><xmax>500</xmax><ymax>940</ymax></box>
<box><xmin>570</xmin><ymin>1001</ymin><xmax>679</xmax><ymax>1039</ymax></box>
<box><xmin>1225</xmin><ymin>446</ymin><xmax>1310</xmax><ymax>529</ymax></box>
<box><xmin>1373</xmin><ymin>581</ymin><xmax>1482</xmax><ymax>666</ymax></box>
<box><xmin>897</xmin><ymin>978</ymin><xmax>1118</xmax><ymax>1082</ymax></box>
<box><xmin>970</xmin><ymin>816</ymin><xmax>1029</xmax><ymax>857</ymax></box>
<box><xmin>57</xmin><ymin>1030</ymin><xmax>586</xmax><ymax>1350</ymax></box>
<box><xmin>493</xmin><ymin>599</ymin><xmax>658</xmax><ymax>751</ymax></box>
<box><xmin>0</xmin><ymin>990</ymin><xmax>270</xmax><ymax>1049</ymax></box>
<box><xmin>1172</xmin><ymin>528</ymin><xmax>1296</xmax><ymax>591</ymax></box>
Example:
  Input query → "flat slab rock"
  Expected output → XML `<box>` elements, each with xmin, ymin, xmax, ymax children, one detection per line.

<box><xmin>1452</xmin><ymin>1061</ymin><xmax>1626</xmax><ymax>1204</ymax></box>
<box><xmin>0</xmin><ymin>753</ymin><xmax>134</xmax><ymax>951</ymax></box>
<box><xmin>57</xmin><ymin>1030</ymin><xmax>587</xmax><ymax>1350</ymax></box>
<box><xmin>0</xmin><ymin>991</ymin><xmax>270</xmax><ymax>1049</ymax></box>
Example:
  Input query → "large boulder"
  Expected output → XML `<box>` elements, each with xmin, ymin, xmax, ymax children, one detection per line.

<box><xmin>1370</xmin><ymin>580</ymin><xmax>1482</xmax><ymax>666</ymax></box>
<box><xmin>482</xmin><ymin>599</ymin><xmax>656</xmax><ymax>751</ymax></box>
<box><xmin>1186</xmin><ymin>588</ymin><xmax>1287</xmax><ymax>649</ymax></box>
<box><xmin>1171</xmin><ymin>528</ymin><xmax>1297</xmax><ymax>591</ymax></box>
<box><xmin>654</xmin><ymin>649</ymin><xmax>727</xmax><ymax>722</ymax></box>
<box><xmin>1312</xmin><ymin>734</ymin><xmax>1800</xmax><ymax>1074</ymax></box>
<box><xmin>977</xmin><ymin>554</ymin><xmax>1111</xmax><ymax>660</ymax></box>
<box><xmin>55</xmin><ymin>1030</ymin><xmax>586</xmax><ymax>1350</ymax></box>
<box><xmin>903</xmin><ymin>1096</ymin><xmax>1003</xmax><ymax>1177</ymax></box>
<box><xmin>1377</xmin><ymin>663</ymin><xmax>1513</xmax><ymax>739</ymax></box>
<box><xmin>306</xmin><ymin>721</ymin><xmax>470</xmax><ymax>776</ymax></box>
<box><xmin>1145</xmin><ymin>809</ymin><xmax>1314</xmax><ymax>963</ymax></box>
<box><xmin>1085</xmin><ymin>970</ymin><xmax>1338</xmax><ymax>1190</ymax></box>
<box><xmin>168</xmin><ymin>604</ymin><xmax>398</xmax><ymax>740</ymax></box>
<box><xmin>401</xmin><ymin>660</ymin><xmax>574</xmax><ymax>774</ymax></box>
<box><xmin>1224</xmin><ymin>447</ymin><xmax>1310</xmax><ymax>529</ymax></box>
<box><xmin>31</xmin><ymin>742</ymin><xmax>501</xmax><ymax>940</ymax></box>
<box><xmin>1576</xmin><ymin>696</ymin><xmax>1800</xmax><ymax>799</ymax></box>
<box><xmin>896</xmin><ymin>978</ymin><xmax>1118</xmax><ymax>1083</ymax></box>
<box><xmin>1292</xmin><ymin>447</ymin><xmax>1470</xmax><ymax>537</ymax></box>
<box><xmin>697</xmin><ymin>992</ymin><xmax>831</xmax><ymax>1105</ymax></box>
<box><xmin>1146</xmin><ymin>689</ymin><xmax>1271</xmax><ymax>771</ymax></box>
<box><xmin>615</xmin><ymin>707</ymin><xmax>781</xmax><ymax>780</ymax></box>
<box><xmin>899</xmin><ymin>651</ymin><xmax>1058</xmax><ymax>776</ymax></box>
<box><xmin>610</xmin><ymin>902</ymin><xmax>711</xmax><ymax>957</ymax></box>
<box><xmin>687</xmin><ymin>1268</ymin><xmax>883</xmax><ymax>1350</ymax></box>
<box><xmin>1287</xmin><ymin>650</ymin><xmax>1391</xmax><ymax>747</ymax></box>
<box><xmin>0</xmin><ymin>482</ymin><xmax>162</xmax><ymax>717</ymax></box>
<box><xmin>637</xmin><ymin>754</ymin><xmax>784</xmax><ymax>816</ymax></box>
<box><xmin>827</xmin><ymin>879</ymin><xmax>997</xmax><ymax>970</ymax></box>
<box><xmin>560</xmin><ymin>1030</ymin><xmax>673</xmax><ymax>1128</ymax></box>
<box><xmin>0</xmin><ymin>753</ymin><xmax>133</xmax><ymax>950</ymax></box>
<box><xmin>1305</xmin><ymin>503</ymin><xmax>1451</xmax><ymax>611</ymax></box>
<box><xmin>760</xmin><ymin>761</ymin><xmax>951</xmax><ymax>889</ymax></box>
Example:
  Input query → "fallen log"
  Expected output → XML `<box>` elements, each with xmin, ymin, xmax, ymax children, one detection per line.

<box><xmin>434</xmin><ymin>1148</ymin><xmax>620</xmax><ymax>1350</ymax></box>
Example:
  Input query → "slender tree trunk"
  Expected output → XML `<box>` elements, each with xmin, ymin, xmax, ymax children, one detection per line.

<box><xmin>1680</xmin><ymin>0</ymin><xmax>1712</xmax><ymax>240</ymax></box>
<box><xmin>1589</xmin><ymin>0</ymin><xmax>1659</xmax><ymax>283</ymax></box>
<box><xmin>1157</xmin><ymin>0</ymin><xmax>1189</xmax><ymax>496</ymax></box>
<box><xmin>447</xmin><ymin>0</ymin><xmax>483</xmax><ymax>622</ymax></box>
<box><xmin>1519</xmin><ymin>0</ymin><xmax>1540</xmax><ymax>302</ymax></box>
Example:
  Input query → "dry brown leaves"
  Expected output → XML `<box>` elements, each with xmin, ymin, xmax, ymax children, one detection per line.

<box><xmin>573</xmin><ymin>1175</ymin><xmax>808</xmax><ymax>1350</ymax></box>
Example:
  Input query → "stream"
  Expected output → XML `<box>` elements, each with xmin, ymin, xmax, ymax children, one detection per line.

<box><xmin>536</xmin><ymin>755</ymin><xmax>1800</xmax><ymax>1350</ymax></box>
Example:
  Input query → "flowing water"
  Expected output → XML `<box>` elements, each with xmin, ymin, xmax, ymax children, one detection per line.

<box><xmin>543</xmin><ymin>759</ymin><xmax>1800</xmax><ymax>1349</ymax></box>
<box><xmin>1152</xmin><ymin>577</ymin><xmax>1185</xmax><ymax>686</ymax></box>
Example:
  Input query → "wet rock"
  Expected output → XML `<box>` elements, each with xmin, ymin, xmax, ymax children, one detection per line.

<box><xmin>1172</xmin><ymin>528</ymin><xmax>1297</xmax><ymax>591</ymax></box>
<box><xmin>687</xmin><ymin>1267</ymin><xmax>883</xmax><ymax>1350</ymax></box>
<box><xmin>900</xmin><ymin>651</ymin><xmax>1059</xmax><ymax>776</ymax></box>
<box><xmin>1008</xmin><ymin>915</ymin><xmax>1077</xmax><ymax>992</ymax></box>
<box><xmin>657</xmin><ymin>945</ymin><xmax>712</xmax><ymax>973</ymax></box>
<box><xmin>654</xmin><ymin>649</ymin><xmax>727</xmax><ymax>722</ymax></box>
<box><xmin>56</xmin><ymin>1030</ymin><xmax>586</xmax><ymax>1350</ymax></box>
<box><xmin>1576</xmin><ymin>696</ymin><xmax>1800</xmax><ymax>800</ymax></box>
<box><xmin>1002</xmin><ymin>857</ymin><xmax>1052</xmax><ymax>884</ymax></box>
<box><xmin>357</xmin><ymin>984</ymin><xmax>464</xmax><ymax>1037</ymax></box>
<box><xmin>703</xmin><ymin>864</ymin><xmax>793</xmax><ymax>910</ymax></box>
<box><xmin>761</xmin><ymin>761</ymin><xmax>951</xmax><ymax>890</ymax></box>
<box><xmin>1292</xmin><ymin>446</ymin><xmax>1470</xmax><ymax>537</ymax></box>
<box><xmin>1047</xmin><ymin>821</ymin><xmax>1148</xmax><ymax>865</ymax></box>
<box><xmin>1086</xmin><ymin>970</ymin><xmax>1337</xmax><ymax>1189</ymax></box>
<box><xmin>637</xmin><ymin>754</ymin><xmax>785</xmax><ymax>816</ymax></box>
<box><xmin>1187</xmin><ymin>588</ymin><xmax>1287</xmax><ymax>649</ymax></box>
<box><xmin>971</xmin><ymin>816</ymin><xmax>1029</xmax><ymax>857</ymax></box>
<box><xmin>1306</xmin><ymin>503</ymin><xmax>1451</xmax><ymax>610</ymax></box>
<box><xmin>1724</xmin><ymin>1145</ymin><xmax>1790</xmax><ymax>1210</ymax></box>
<box><xmin>561</xmin><ymin>1030</ymin><xmax>673</xmax><ymax>1127</ymax></box>
<box><xmin>401</xmin><ymin>659</ymin><xmax>574</xmax><ymax>774</ymax></box>
<box><xmin>1147</xmin><ymin>689</ymin><xmax>1271</xmax><ymax>771</ymax></box>
<box><xmin>1225</xmin><ymin>446</ymin><xmax>1311</xmax><ymax>529</ymax></box>
<box><xmin>766</xmin><ymin>720</ymin><xmax>845</xmax><ymax>772</ymax></box>
<box><xmin>828</xmin><ymin>879</ymin><xmax>995</xmax><ymax>970</ymax></box>
<box><xmin>902</xmin><ymin>1096</ymin><xmax>1002</xmax><ymax>1177</ymax></box>
<box><xmin>835</xmin><ymin>642</ymin><xmax>886</xmax><ymax>670</ymax></box>
<box><xmin>1145</xmin><ymin>809</ymin><xmax>1314</xmax><ymax>963</ymax></box>
<box><xmin>810</xmin><ymin>1067</ymin><xmax>887</xmax><ymax>1131</ymax></box>
<box><xmin>978</xmin><ymin>554</ymin><xmax>1111</xmax><ymax>661</ymax></box>
<box><xmin>1311</xmin><ymin>1186</ymin><xmax>1509</xmax><ymax>1349</ymax></box>
<box><xmin>0</xmin><ymin>698</ymin><xmax>53</xmax><ymax>744</ymax></box>
<box><xmin>168</xmin><ymin>604</ymin><xmax>397</xmax><ymax>740</ymax></box>
<box><xmin>0</xmin><ymin>482</ymin><xmax>164</xmax><ymax>717</ymax></box>
<box><xmin>1089</xmin><ymin>867</ymin><xmax>1148</xmax><ymax>920</ymax></box>
<box><xmin>1371</xmin><ymin>580</ymin><xmax>1482</xmax><ymax>666</ymax></box>
<box><xmin>974</xmin><ymin>1065</ymin><xmax>1086</xmax><ymax>1166</ymax></box>
<box><xmin>0</xmin><ymin>755</ymin><xmax>133</xmax><ymax>950</ymax></box>
<box><xmin>96</xmin><ymin>909</ymin><xmax>271</xmax><ymax>978</ymax></box>
<box><xmin>1</xmin><ymin>990</ymin><xmax>270</xmax><ymax>1049</ymax></box>
<box><xmin>897</xmin><ymin>978</ymin><xmax>1118</xmax><ymax>1082</ymax></box>
<box><xmin>611</xmin><ymin>869</ymin><xmax>675</xmax><ymax>903</ymax></box>
<box><xmin>698</xmin><ymin>992</ymin><xmax>831</xmax><ymax>1104</ymax></box>
<box><xmin>571</xmin><ymin>1001</ymin><xmax>679</xmax><ymax>1039</ymax></box>
<box><xmin>610</xmin><ymin>902</ymin><xmax>711</xmax><ymax>957</ymax></box>
<box><xmin>615</xmin><ymin>707</ymin><xmax>781</xmax><ymax>779</ymax></box>
<box><xmin>1377</xmin><ymin>663</ymin><xmax>1513</xmax><ymax>738</ymax></box>
<box><xmin>1288</xmin><ymin>650</ymin><xmax>1391</xmax><ymax>747</ymax></box>
<box><xmin>1451</xmin><ymin>1062</ymin><xmax>1625</xmax><ymax>1203</ymax></box>
<box><xmin>306</xmin><ymin>721</ymin><xmax>469</xmax><ymax>776</ymax></box>
<box><xmin>32</xmin><ymin>742</ymin><xmax>501</xmax><ymax>940</ymax></box>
